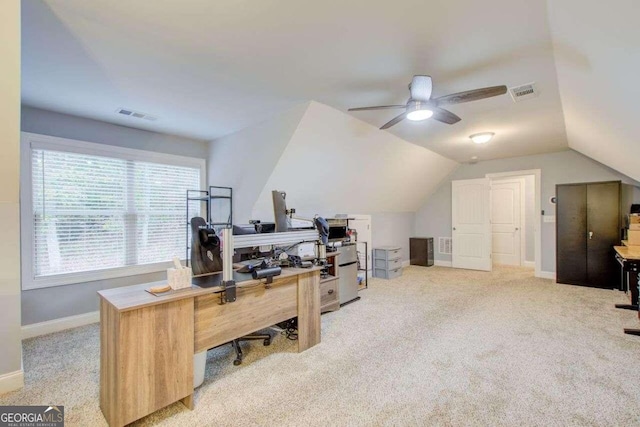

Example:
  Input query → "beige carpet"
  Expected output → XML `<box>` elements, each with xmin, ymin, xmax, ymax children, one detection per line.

<box><xmin>3</xmin><ymin>266</ymin><xmax>640</xmax><ymax>426</ymax></box>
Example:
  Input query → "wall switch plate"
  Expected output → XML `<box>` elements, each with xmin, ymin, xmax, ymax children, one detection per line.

<box><xmin>543</xmin><ymin>215</ymin><xmax>556</xmax><ymax>223</ymax></box>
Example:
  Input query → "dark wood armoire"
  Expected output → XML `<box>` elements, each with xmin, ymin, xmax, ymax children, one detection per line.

<box><xmin>556</xmin><ymin>181</ymin><xmax>620</xmax><ymax>288</ymax></box>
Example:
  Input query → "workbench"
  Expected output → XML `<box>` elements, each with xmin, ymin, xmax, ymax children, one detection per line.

<box><xmin>98</xmin><ymin>267</ymin><xmax>321</xmax><ymax>426</ymax></box>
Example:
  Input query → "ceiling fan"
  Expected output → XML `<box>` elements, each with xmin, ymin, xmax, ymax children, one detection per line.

<box><xmin>348</xmin><ymin>75</ymin><xmax>507</xmax><ymax>129</ymax></box>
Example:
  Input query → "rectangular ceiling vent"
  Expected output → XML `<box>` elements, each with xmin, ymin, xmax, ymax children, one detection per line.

<box><xmin>509</xmin><ymin>82</ymin><xmax>539</xmax><ymax>102</ymax></box>
<box><xmin>116</xmin><ymin>108</ymin><xmax>158</xmax><ymax>121</ymax></box>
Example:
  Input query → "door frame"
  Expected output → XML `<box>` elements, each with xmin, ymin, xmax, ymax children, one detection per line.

<box><xmin>490</xmin><ymin>177</ymin><xmax>526</xmax><ymax>266</ymax></box>
<box><xmin>486</xmin><ymin>169</ymin><xmax>542</xmax><ymax>278</ymax></box>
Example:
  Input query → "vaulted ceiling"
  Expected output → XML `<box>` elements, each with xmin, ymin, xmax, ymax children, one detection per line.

<box><xmin>21</xmin><ymin>1</ymin><xmax>639</xmax><ymax>177</ymax></box>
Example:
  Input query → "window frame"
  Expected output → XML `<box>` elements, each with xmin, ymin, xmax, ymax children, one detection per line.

<box><xmin>20</xmin><ymin>132</ymin><xmax>206</xmax><ymax>290</ymax></box>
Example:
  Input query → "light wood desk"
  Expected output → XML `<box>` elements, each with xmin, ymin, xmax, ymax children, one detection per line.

<box><xmin>98</xmin><ymin>267</ymin><xmax>321</xmax><ymax>427</ymax></box>
<box><xmin>614</xmin><ymin>245</ymin><xmax>640</xmax><ymax>260</ymax></box>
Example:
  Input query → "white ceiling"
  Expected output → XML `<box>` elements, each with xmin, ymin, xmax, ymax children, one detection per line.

<box><xmin>23</xmin><ymin>0</ymin><xmax>574</xmax><ymax>162</ymax></box>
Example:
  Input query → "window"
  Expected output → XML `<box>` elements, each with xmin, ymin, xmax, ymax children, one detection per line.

<box><xmin>21</xmin><ymin>133</ymin><xmax>205</xmax><ymax>289</ymax></box>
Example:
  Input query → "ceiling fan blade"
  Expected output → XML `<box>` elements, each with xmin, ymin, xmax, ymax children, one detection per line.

<box><xmin>432</xmin><ymin>107</ymin><xmax>461</xmax><ymax>125</ymax></box>
<box><xmin>410</xmin><ymin>75</ymin><xmax>433</xmax><ymax>102</ymax></box>
<box><xmin>348</xmin><ymin>105</ymin><xmax>405</xmax><ymax>111</ymax></box>
<box><xmin>380</xmin><ymin>112</ymin><xmax>407</xmax><ymax>129</ymax></box>
<box><xmin>435</xmin><ymin>85</ymin><xmax>507</xmax><ymax>105</ymax></box>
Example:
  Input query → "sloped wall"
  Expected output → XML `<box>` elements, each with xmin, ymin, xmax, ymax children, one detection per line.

<box><xmin>251</xmin><ymin>101</ymin><xmax>458</xmax><ymax>220</ymax></box>
<box><xmin>546</xmin><ymin>0</ymin><xmax>640</xmax><ymax>181</ymax></box>
<box><xmin>208</xmin><ymin>101</ymin><xmax>457</xmax><ymax>260</ymax></box>
<box><xmin>208</xmin><ymin>103</ymin><xmax>308</xmax><ymax>224</ymax></box>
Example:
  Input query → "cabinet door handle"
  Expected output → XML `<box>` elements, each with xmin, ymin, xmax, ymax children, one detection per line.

<box><xmin>328</xmin><ymin>289</ymin><xmax>334</xmax><ymax>294</ymax></box>
<box><xmin>589</xmin><ymin>231</ymin><xmax>594</xmax><ymax>240</ymax></box>
<box><xmin>453</xmin><ymin>227</ymin><xmax>456</xmax><ymax>231</ymax></box>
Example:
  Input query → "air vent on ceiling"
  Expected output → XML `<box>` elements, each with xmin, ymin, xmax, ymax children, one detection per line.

<box><xmin>439</xmin><ymin>237</ymin><xmax>452</xmax><ymax>255</ymax></box>
<box><xmin>116</xmin><ymin>108</ymin><xmax>158</xmax><ymax>121</ymax></box>
<box><xmin>509</xmin><ymin>82</ymin><xmax>539</xmax><ymax>102</ymax></box>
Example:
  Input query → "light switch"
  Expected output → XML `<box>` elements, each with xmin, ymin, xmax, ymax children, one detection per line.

<box><xmin>543</xmin><ymin>215</ymin><xmax>556</xmax><ymax>223</ymax></box>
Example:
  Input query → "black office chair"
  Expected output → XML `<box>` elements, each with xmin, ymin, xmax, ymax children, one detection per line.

<box><xmin>231</xmin><ymin>332</ymin><xmax>271</xmax><ymax>366</ymax></box>
<box><xmin>229</xmin><ymin>264</ymin><xmax>283</xmax><ymax>365</ymax></box>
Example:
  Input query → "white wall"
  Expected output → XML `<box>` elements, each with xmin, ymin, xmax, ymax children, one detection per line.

<box><xmin>20</xmin><ymin>107</ymin><xmax>208</xmax><ymax>325</ymax></box>
<box><xmin>207</xmin><ymin>101</ymin><xmax>457</xmax><ymax>261</ymax></box>
<box><xmin>208</xmin><ymin>103</ymin><xmax>308</xmax><ymax>224</ymax></box>
<box><xmin>415</xmin><ymin>150</ymin><xmax>640</xmax><ymax>273</ymax></box>
<box><xmin>371</xmin><ymin>212</ymin><xmax>415</xmax><ymax>262</ymax></box>
<box><xmin>252</xmin><ymin>101</ymin><xmax>458</xmax><ymax>217</ymax></box>
<box><xmin>546</xmin><ymin>0</ymin><xmax>640</xmax><ymax>182</ymax></box>
<box><xmin>249</xmin><ymin>101</ymin><xmax>458</xmax><ymax>260</ymax></box>
<box><xmin>0</xmin><ymin>0</ymin><xmax>23</xmax><ymax>393</ymax></box>
<box><xmin>21</xmin><ymin>106</ymin><xmax>209</xmax><ymax>159</ymax></box>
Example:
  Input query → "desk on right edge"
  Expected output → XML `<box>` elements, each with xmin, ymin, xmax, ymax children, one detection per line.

<box><xmin>613</xmin><ymin>246</ymin><xmax>640</xmax><ymax>336</ymax></box>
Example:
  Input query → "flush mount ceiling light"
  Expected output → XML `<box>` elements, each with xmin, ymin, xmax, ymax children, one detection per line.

<box><xmin>469</xmin><ymin>132</ymin><xmax>495</xmax><ymax>144</ymax></box>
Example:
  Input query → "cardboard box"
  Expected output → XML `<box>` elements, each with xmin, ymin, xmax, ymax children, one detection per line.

<box><xmin>629</xmin><ymin>224</ymin><xmax>640</xmax><ymax>231</ymax></box>
<box><xmin>630</xmin><ymin>215</ymin><xmax>640</xmax><ymax>224</ymax></box>
<box><xmin>628</xmin><ymin>229</ymin><xmax>640</xmax><ymax>246</ymax></box>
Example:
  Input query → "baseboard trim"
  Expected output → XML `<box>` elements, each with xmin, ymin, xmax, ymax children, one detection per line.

<box><xmin>537</xmin><ymin>271</ymin><xmax>556</xmax><ymax>280</ymax></box>
<box><xmin>434</xmin><ymin>260</ymin><xmax>452</xmax><ymax>267</ymax></box>
<box><xmin>22</xmin><ymin>311</ymin><xmax>100</xmax><ymax>340</ymax></box>
<box><xmin>523</xmin><ymin>261</ymin><xmax>535</xmax><ymax>268</ymax></box>
<box><xmin>0</xmin><ymin>369</ymin><xmax>24</xmax><ymax>395</ymax></box>
<box><xmin>402</xmin><ymin>260</ymin><xmax>410</xmax><ymax>268</ymax></box>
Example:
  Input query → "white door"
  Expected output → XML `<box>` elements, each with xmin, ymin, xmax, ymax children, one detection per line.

<box><xmin>452</xmin><ymin>178</ymin><xmax>492</xmax><ymax>271</ymax></box>
<box><xmin>491</xmin><ymin>180</ymin><xmax>522</xmax><ymax>266</ymax></box>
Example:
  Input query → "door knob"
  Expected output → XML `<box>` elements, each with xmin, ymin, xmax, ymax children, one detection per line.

<box><xmin>453</xmin><ymin>227</ymin><xmax>456</xmax><ymax>231</ymax></box>
<box><xmin>589</xmin><ymin>231</ymin><xmax>594</xmax><ymax>239</ymax></box>
<box><xmin>515</xmin><ymin>227</ymin><xmax>519</xmax><ymax>231</ymax></box>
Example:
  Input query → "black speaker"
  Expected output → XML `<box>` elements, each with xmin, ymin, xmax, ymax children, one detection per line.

<box><xmin>252</xmin><ymin>266</ymin><xmax>282</xmax><ymax>280</ymax></box>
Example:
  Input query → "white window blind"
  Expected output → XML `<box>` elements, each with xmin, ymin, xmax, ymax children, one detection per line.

<box><xmin>24</xmin><ymin>134</ymin><xmax>203</xmax><ymax>288</ymax></box>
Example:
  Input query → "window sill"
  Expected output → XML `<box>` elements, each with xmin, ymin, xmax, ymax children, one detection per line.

<box><xmin>22</xmin><ymin>261</ymin><xmax>181</xmax><ymax>290</ymax></box>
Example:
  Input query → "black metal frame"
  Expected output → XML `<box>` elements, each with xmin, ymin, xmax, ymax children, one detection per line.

<box><xmin>356</xmin><ymin>241</ymin><xmax>368</xmax><ymax>290</ymax></box>
<box><xmin>186</xmin><ymin>186</ymin><xmax>233</xmax><ymax>267</ymax></box>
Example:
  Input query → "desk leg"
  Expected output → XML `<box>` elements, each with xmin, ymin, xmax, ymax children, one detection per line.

<box><xmin>297</xmin><ymin>271</ymin><xmax>321</xmax><ymax>352</ymax></box>
<box><xmin>180</xmin><ymin>394</ymin><xmax>194</xmax><ymax>410</ymax></box>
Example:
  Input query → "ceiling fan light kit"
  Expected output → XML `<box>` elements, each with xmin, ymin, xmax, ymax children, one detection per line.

<box><xmin>406</xmin><ymin>101</ymin><xmax>434</xmax><ymax>121</ymax></box>
<box><xmin>469</xmin><ymin>132</ymin><xmax>495</xmax><ymax>144</ymax></box>
<box><xmin>406</xmin><ymin>109</ymin><xmax>433</xmax><ymax>121</ymax></box>
<box><xmin>348</xmin><ymin>75</ymin><xmax>507</xmax><ymax>130</ymax></box>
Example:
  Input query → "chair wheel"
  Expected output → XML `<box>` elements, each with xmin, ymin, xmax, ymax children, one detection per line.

<box><xmin>263</xmin><ymin>339</ymin><xmax>271</xmax><ymax>346</ymax></box>
<box><xmin>233</xmin><ymin>359</ymin><xmax>242</xmax><ymax>366</ymax></box>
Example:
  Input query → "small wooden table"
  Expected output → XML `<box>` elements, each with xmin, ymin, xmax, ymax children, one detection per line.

<box><xmin>98</xmin><ymin>267</ymin><xmax>321</xmax><ymax>426</ymax></box>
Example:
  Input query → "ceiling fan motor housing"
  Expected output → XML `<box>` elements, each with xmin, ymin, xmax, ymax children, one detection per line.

<box><xmin>406</xmin><ymin>100</ymin><xmax>433</xmax><ymax>112</ymax></box>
